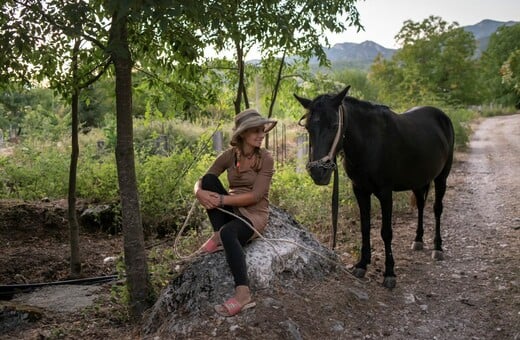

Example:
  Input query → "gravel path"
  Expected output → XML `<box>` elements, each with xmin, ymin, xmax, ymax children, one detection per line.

<box><xmin>374</xmin><ymin>114</ymin><xmax>520</xmax><ymax>340</ymax></box>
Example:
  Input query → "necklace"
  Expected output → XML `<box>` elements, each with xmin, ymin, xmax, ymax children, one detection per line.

<box><xmin>236</xmin><ymin>149</ymin><xmax>255</xmax><ymax>175</ymax></box>
<box><xmin>243</xmin><ymin>152</ymin><xmax>255</xmax><ymax>160</ymax></box>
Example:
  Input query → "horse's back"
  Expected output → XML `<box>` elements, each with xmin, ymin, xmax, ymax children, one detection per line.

<box><xmin>402</xmin><ymin>105</ymin><xmax>453</xmax><ymax>132</ymax></box>
<box><xmin>397</xmin><ymin>106</ymin><xmax>454</xmax><ymax>149</ymax></box>
<box><xmin>385</xmin><ymin>106</ymin><xmax>454</xmax><ymax>190</ymax></box>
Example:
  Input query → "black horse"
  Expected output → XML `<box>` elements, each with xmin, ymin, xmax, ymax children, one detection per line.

<box><xmin>294</xmin><ymin>86</ymin><xmax>454</xmax><ymax>288</ymax></box>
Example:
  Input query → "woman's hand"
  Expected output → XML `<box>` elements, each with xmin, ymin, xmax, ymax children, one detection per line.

<box><xmin>195</xmin><ymin>189</ymin><xmax>221</xmax><ymax>210</ymax></box>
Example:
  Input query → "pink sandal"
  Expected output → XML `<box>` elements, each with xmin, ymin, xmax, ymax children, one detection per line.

<box><xmin>214</xmin><ymin>297</ymin><xmax>256</xmax><ymax>317</ymax></box>
<box><xmin>199</xmin><ymin>238</ymin><xmax>223</xmax><ymax>254</ymax></box>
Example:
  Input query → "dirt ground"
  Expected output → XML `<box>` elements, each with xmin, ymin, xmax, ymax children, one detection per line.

<box><xmin>1</xmin><ymin>114</ymin><xmax>519</xmax><ymax>339</ymax></box>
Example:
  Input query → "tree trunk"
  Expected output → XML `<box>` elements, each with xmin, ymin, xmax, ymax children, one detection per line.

<box><xmin>234</xmin><ymin>39</ymin><xmax>245</xmax><ymax>114</ymax></box>
<box><xmin>68</xmin><ymin>37</ymin><xmax>81</xmax><ymax>278</ymax></box>
<box><xmin>110</xmin><ymin>11</ymin><xmax>150</xmax><ymax>318</ymax></box>
<box><xmin>265</xmin><ymin>51</ymin><xmax>286</xmax><ymax>150</ymax></box>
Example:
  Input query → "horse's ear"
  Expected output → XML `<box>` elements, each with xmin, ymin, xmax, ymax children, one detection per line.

<box><xmin>333</xmin><ymin>86</ymin><xmax>351</xmax><ymax>107</ymax></box>
<box><xmin>294</xmin><ymin>93</ymin><xmax>312</xmax><ymax>109</ymax></box>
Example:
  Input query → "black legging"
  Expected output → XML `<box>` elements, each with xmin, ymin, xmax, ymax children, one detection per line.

<box><xmin>201</xmin><ymin>174</ymin><xmax>254</xmax><ymax>287</ymax></box>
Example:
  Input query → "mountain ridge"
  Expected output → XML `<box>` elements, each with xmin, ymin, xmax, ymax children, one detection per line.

<box><xmin>320</xmin><ymin>19</ymin><xmax>518</xmax><ymax>69</ymax></box>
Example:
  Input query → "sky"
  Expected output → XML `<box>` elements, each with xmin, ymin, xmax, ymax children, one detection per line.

<box><xmin>328</xmin><ymin>0</ymin><xmax>520</xmax><ymax>49</ymax></box>
<box><xmin>209</xmin><ymin>0</ymin><xmax>519</xmax><ymax>60</ymax></box>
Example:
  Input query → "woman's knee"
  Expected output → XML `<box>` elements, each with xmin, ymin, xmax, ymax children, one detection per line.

<box><xmin>219</xmin><ymin>224</ymin><xmax>236</xmax><ymax>244</ymax></box>
<box><xmin>200</xmin><ymin>174</ymin><xmax>220</xmax><ymax>190</ymax></box>
<box><xmin>221</xmin><ymin>222</ymin><xmax>253</xmax><ymax>247</ymax></box>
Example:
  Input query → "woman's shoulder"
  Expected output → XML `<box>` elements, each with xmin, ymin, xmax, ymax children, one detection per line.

<box><xmin>213</xmin><ymin>148</ymin><xmax>235</xmax><ymax>164</ymax></box>
<box><xmin>216</xmin><ymin>147</ymin><xmax>235</xmax><ymax>158</ymax></box>
<box><xmin>259</xmin><ymin>148</ymin><xmax>274</xmax><ymax>166</ymax></box>
<box><xmin>258</xmin><ymin>148</ymin><xmax>273</xmax><ymax>160</ymax></box>
<box><xmin>260</xmin><ymin>148</ymin><xmax>273</xmax><ymax>158</ymax></box>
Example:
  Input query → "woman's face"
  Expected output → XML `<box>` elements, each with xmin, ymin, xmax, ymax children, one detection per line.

<box><xmin>241</xmin><ymin>126</ymin><xmax>265</xmax><ymax>149</ymax></box>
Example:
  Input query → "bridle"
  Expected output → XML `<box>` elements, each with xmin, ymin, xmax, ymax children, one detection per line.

<box><xmin>300</xmin><ymin>104</ymin><xmax>346</xmax><ymax>249</ymax></box>
<box><xmin>302</xmin><ymin>104</ymin><xmax>345</xmax><ymax>171</ymax></box>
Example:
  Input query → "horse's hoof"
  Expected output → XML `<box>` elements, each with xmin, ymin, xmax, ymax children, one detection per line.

<box><xmin>432</xmin><ymin>250</ymin><xmax>444</xmax><ymax>260</ymax></box>
<box><xmin>352</xmin><ymin>267</ymin><xmax>366</xmax><ymax>278</ymax></box>
<box><xmin>383</xmin><ymin>276</ymin><xmax>397</xmax><ymax>289</ymax></box>
<box><xmin>411</xmin><ymin>241</ymin><xmax>424</xmax><ymax>251</ymax></box>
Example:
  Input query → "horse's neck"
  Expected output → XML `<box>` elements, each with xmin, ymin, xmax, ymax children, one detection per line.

<box><xmin>342</xmin><ymin>105</ymin><xmax>387</xmax><ymax>165</ymax></box>
<box><xmin>343</xmin><ymin>106</ymin><xmax>373</xmax><ymax>147</ymax></box>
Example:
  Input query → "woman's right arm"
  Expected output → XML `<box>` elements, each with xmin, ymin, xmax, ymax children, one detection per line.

<box><xmin>194</xmin><ymin>179</ymin><xmax>221</xmax><ymax>210</ymax></box>
<box><xmin>193</xmin><ymin>149</ymin><xmax>230</xmax><ymax>209</ymax></box>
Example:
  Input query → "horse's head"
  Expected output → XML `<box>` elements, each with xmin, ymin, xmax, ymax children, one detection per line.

<box><xmin>294</xmin><ymin>86</ymin><xmax>350</xmax><ymax>185</ymax></box>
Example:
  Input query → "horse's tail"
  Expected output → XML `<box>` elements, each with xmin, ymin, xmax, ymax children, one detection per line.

<box><xmin>442</xmin><ymin>112</ymin><xmax>456</xmax><ymax>176</ymax></box>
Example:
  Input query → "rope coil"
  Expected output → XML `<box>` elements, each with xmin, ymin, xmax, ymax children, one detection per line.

<box><xmin>173</xmin><ymin>199</ymin><xmax>366</xmax><ymax>282</ymax></box>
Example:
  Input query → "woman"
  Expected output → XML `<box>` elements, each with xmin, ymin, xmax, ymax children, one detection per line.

<box><xmin>194</xmin><ymin>108</ymin><xmax>277</xmax><ymax>317</ymax></box>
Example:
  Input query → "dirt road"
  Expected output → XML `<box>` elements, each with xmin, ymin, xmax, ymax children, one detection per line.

<box><xmin>332</xmin><ymin>113</ymin><xmax>520</xmax><ymax>339</ymax></box>
<box><xmin>425</xmin><ymin>113</ymin><xmax>520</xmax><ymax>339</ymax></box>
<box><xmin>243</xmin><ymin>113</ymin><xmax>520</xmax><ymax>340</ymax></box>
<box><xmin>386</xmin><ymin>113</ymin><xmax>520</xmax><ymax>339</ymax></box>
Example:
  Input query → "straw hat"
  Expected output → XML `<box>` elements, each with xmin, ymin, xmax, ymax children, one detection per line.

<box><xmin>230</xmin><ymin>108</ymin><xmax>277</xmax><ymax>145</ymax></box>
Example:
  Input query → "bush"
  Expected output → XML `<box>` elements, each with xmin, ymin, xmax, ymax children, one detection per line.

<box><xmin>0</xmin><ymin>143</ymin><xmax>70</xmax><ymax>199</ymax></box>
<box><xmin>137</xmin><ymin>150</ymin><xmax>213</xmax><ymax>232</ymax></box>
<box><xmin>447</xmin><ymin>107</ymin><xmax>477</xmax><ymax>148</ymax></box>
<box><xmin>270</xmin><ymin>164</ymin><xmax>357</xmax><ymax>232</ymax></box>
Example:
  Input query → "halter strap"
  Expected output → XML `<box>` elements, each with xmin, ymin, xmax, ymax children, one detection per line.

<box><xmin>306</xmin><ymin>104</ymin><xmax>345</xmax><ymax>169</ymax></box>
<box><xmin>304</xmin><ymin>104</ymin><xmax>345</xmax><ymax>250</ymax></box>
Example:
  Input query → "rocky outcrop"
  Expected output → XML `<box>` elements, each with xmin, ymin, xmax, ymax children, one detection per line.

<box><xmin>143</xmin><ymin>205</ymin><xmax>339</xmax><ymax>337</ymax></box>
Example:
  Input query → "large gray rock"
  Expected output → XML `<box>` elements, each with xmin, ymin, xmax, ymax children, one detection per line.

<box><xmin>143</xmin><ymin>205</ymin><xmax>338</xmax><ymax>336</ymax></box>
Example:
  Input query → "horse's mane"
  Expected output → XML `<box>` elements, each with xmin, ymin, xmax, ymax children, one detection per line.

<box><xmin>345</xmin><ymin>96</ymin><xmax>393</xmax><ymax>115</ymax></box>
<box><xmin>305</xmin><ymin>93</ymin><xmax>395</xmax><ymax>123</ymax></box>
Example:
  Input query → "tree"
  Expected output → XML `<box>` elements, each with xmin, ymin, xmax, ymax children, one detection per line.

<box><xmin>106</xmin><ymin>4</ymin><xmax>150</xmax><ymax>316</ymax></box>
<box><xmin>204</xmin><ymin>0</ymin><xmax>361</xmax><ymax>114</ymax></box>
<box><xmin>500</xmin><ymin>49</ymin><xmax>520</xmax><ymax>107</ymax></box>
<box><xmin>0</xmin><ymin>0</ymin><xmax>152</xmax><ymax>315</ymax></box>
<box><xmin>1</xmin><ymin>0</ymin><xmax>111</xmax><ymax>278</ymax></box>
<box><xmin>480</xmin><ymin>23</ymin><xmax>520</xmax><ymax>106</ymax></box>
<box><xmin>369</xmin><ymin>16</ymin><xmax>479</xmax><ymax>106</ymax></box>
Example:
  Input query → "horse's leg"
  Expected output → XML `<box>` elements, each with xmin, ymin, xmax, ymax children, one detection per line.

<box><xmin>411</xmin><ymin>184</ymin><xmax>430</xmax><ymax>250</ymax></box>
<box><xmin>432</xmin><ymin>176</ymin><xmax>447</xmax><ymax>260</ymax></box>
<box><xmin>377</xmin><ymin>189</ymin><xmax>396</xmax><ymax>289</ymax></box>
<box><xmin>353</xmin><ymin>185</ymin><xmax>371</xmax><ymax>278</ymax></box>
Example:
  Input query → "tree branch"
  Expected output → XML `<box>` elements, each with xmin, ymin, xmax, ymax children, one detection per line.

<box><xmin>78</xmin><ymin>57</ymin><xmax>112</xmax><ymax>89</ymax></box>
<box><xmin>13</xmin><ymin>0</ymin><xmax>107</xmax><ymax>51</ymax></box>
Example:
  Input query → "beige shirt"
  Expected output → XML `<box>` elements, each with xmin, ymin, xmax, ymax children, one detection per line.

<box><xmin>206</xmin><ymin>148</ymin><xmax>275</xmax><ymax>233</ymax></box>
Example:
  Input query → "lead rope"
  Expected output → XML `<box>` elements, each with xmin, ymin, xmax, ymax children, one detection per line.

<box><xmin>330</xmin><ymin>105</ymin><xmax>344</xmax><ymax>250</ymax></box>
<box><xmin>331</xmin><ymin>163</ymin><xmax>339</xmax><ymax>249</ymax></box>
<box><xmin>173</xmin><ymin>200</ymin><xmax>285</xmax><ymax>266</ymax></box>
<box><xmin>172</xmin><ymin>199</ymin><xmax>366</xmax><ymax>281</ymax></box>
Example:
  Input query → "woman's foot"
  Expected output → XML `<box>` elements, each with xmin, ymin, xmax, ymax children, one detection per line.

<box><xmin>214</xmin><ymin>286</ymin><xmax>254</xmax><ymax>317</ymax></box>
<box><xmin>233</xmin><ymin>285</ymin><xmax>252</xmax><ymax>305</ymax></box>
<box><xmin>214</xmin><ymin>298</ymin><xmax>256</xmax><ymax>317</ymax></box>
<box><xmin>198</xmin><ymin>233</ymin><xmax>222</xmax><ymax>253</ymax></box>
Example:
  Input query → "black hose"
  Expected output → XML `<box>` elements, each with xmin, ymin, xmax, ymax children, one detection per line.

<box><xmin>0</xmin><ymin>275</ymin><xmax>119</xmax><ymax>300</ymax></box>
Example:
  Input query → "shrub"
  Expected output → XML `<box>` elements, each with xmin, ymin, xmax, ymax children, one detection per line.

<box><xmin>137</xmin><ymin>150</ymin><xmax>213</xmax><ymax>232</ymax></box>
<box><xmin>0</xmin><ymin>143</ymin><xmax>70</xmax><ymax>199</ymax></box>
<box><xmin>270</xmin><ymin>164</ymin><xmax>356</xmax><ymax>231</ymax></box>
